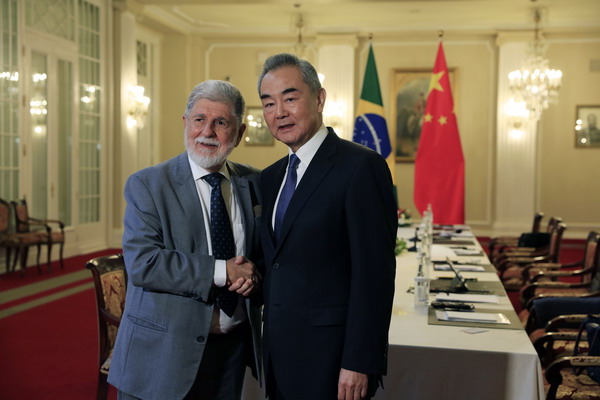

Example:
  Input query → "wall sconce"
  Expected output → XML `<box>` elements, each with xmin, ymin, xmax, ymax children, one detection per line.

<box><xmin>505</xmin><ymin>97</ymin><xmax>530</xmax><ymax>132</ymax></box>
<box><xmin>29</xmin><ymin>99</ymin><xmax>48</xmax><ymax>115</ymax></box>
<box><xmin>81</xmin><ymin>84</ymin><xmax>96</xmax><ymax>105</ymax></box>
<box><xmin>127</xmin><ymin>85</ymin><xmax>150</xmax><ymax>129</ymax></box>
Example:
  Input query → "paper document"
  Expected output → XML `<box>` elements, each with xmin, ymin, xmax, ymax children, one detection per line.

<box><xmin>434</xmin><ymin>263</ymin><xmax>485</xmax><ymax>272</ymax></box>
<box><xmin>431</xmin><ymin>245</ymin><xmax>456</xmax><ymax>260</ymax></box>
<box><xmin>436</xmin><ymin>310</ymin><xmax>510</xmax><ymax>324</ymax></box>
<box><xmin>435</xmin><ymin>293</ymin><xmax>500</xmax><ymax>304</ymax></box>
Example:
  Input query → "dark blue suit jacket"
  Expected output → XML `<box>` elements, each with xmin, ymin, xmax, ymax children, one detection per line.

<box><xmin>260</xmin><ymin>129</ymin><xmax>397</xmax><ymax>399</ymax></box>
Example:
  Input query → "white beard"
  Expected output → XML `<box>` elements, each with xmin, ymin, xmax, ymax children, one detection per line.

<box><xmin>186</xmin><ymin>136</ymin><xmax>235</xmax><ymax>170</ymax></box>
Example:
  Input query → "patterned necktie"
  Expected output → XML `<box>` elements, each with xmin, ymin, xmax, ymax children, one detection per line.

<box><xmin>203</xmin><ymin>172</ymin><xmax>238</xmax><ymax>318</ymax></box>
<box><xmin>274</xmin><ymin>154</ymin><xmax>300</xmax><ymax>239</ymax></box>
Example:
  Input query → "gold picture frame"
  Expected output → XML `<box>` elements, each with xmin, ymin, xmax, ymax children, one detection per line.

<box><xmin>391</xmin><ymin>68</ymin><xmax>456</xmax><ymax>162</ymax></box>
<box><xmin>244</xmin><ymin>107</ymin><xmax>273</xmax><ymax>146</ymax></box>
<box><xmin>575</xmin><ymin>105</ymin><xmax>600</xmax><ymax>148</ymax></box>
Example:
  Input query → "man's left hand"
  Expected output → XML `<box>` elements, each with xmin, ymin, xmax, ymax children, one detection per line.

<box><xmin>338</xmin><ymin>368</ymin><xmax>368</xmax><ymax>400</ymax></box>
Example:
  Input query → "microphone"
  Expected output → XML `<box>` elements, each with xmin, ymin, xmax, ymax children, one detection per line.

<box><xmin>446</xmin><ymin>257</ymin><xmax>469</xmax><ymax>293</ymax></box>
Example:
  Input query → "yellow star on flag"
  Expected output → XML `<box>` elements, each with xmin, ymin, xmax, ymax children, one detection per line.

<box><xmin>424</xmin><ymin>113</ymin><xmax>433</xmax><ymax>123</ymax></box>
<box><xmin>428</xmin><ymin>71</ymin><xmax>445</xmax><ymax>94</ymax></box>
<box><xmin>438</xmin><ymin>115</ymin><xmax>447</xmax><ymax>125</ymax></box>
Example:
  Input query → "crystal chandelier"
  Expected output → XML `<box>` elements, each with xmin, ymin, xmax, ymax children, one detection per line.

<box><xmin>508</xmin><ymin>8</ymin><xmax>562</xmax><ymax>121</ymax></box>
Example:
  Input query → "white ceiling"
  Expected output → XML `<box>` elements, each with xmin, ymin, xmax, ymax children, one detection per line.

<box><xmin>134</xmin><ymin>0</ymin><xmax>600</xmax><ymax>37</ymax></box>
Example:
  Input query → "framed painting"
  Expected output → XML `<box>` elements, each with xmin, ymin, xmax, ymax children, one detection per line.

<box><xmin>243</xmin><ymin>107</ymin><xmax>273</xmax><ymax>146</ymax></box>
<box><xmin>575</xmin><ymin>105</ymin><xmax>600</xmax><ymax>147</ymax></box>
<box><xmin>391</xmin><ymin>68</ymin><xmax>456</xmax><ymax>162</ymax></box>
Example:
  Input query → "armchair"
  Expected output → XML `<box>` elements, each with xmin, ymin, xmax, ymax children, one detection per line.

<box><xmin>488</xmin><ymin>211</ymin><xmax>544</xmax><ymax>255</ymax></box>
<box><xmin>542</xmin><ymin>314</ymin><xmax>600</xmax><ymax>400</ymax></box>
<box><xmin>491</xmin><ymin>216</ymin><xmax>561</xmax><ymax>265</ymax></box>
<box><xmin>519</xmin><ymin>233</ymin><xmax>600</xmax><ymax>310</ymax></box>
<box><xmin>86</xmin><ymin>253</ymin><xmax>126</xmax><ymax>400</ymax></box>
<box><xmin>496</xmin><ymin>222</ymin><xmax>567</xmax><ymax>289</ymax></box>
<box><xmin>0</xmin><ymin>198</ymin><xmax>20</xmax><ymax>272</ymax></box>
<box><xmin>505</xmin><ymin>231</ymin><xmax>600</xmax><ymax>296</ymax></box>
<box><xmin>11</xmin><ymin>199</ymin><xmax>65</xmax><ymax>273</ymax></box>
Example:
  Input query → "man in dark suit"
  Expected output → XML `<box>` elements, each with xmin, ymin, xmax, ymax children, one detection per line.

<box><xmin>108</xmin><ymin>80</ymin><xmax>262</xmax><ymax>400</ymax></box>
<box><xmin>257</xmin><ymin>53</ymin><xmax>397</xmax><ymax>400</ymax></box>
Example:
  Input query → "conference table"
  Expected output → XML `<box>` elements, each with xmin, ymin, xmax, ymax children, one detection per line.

<box><xmin>242</xmin><ymin>226</ymin><xmax>544</xmax><ymax>400</ymax></box>
<box><xmin>374</xmin><ymin>226</ymin><xmax>544</xmax><ymax>400</ymax></box>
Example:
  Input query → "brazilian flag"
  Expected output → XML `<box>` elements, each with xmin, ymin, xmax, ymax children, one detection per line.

<box><xmin>353</xmin><ymin>44</ymin><xmax>391</xmax><ymax>158</ymax></box>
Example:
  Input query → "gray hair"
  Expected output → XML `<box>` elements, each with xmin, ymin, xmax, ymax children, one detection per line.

<box><xmin>184</xmin><ymin>80</ymin><xmax>245</xmax><ymax>126</ymax></box>
<box><xmin>257</xmin><ymin>53</ymin><xmax>321</xmax><ymax>94</ymax></box>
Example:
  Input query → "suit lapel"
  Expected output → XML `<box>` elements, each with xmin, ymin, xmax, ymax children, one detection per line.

<box><xmin>264</xmin><ymin>158</ymin><xmax>288</xmax><ymax>249</ymax></box>
<box><xmin>171</xmin><ymin>153</ymin><xmax>209</xmax><ymax>252</ymax></box>
<box><xmin>228</xmin><ymin>161</ymin><xmax>255</xmax><ymax>252</ymax></box>
<box><xmin>275</xmin><ymin>130</ymin><xmax>338</xmax><ymax>249</ymax></box>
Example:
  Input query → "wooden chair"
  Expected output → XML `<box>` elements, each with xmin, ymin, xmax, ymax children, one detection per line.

<box><xmin>501</xmin><ymin>231</ymin><xmax>600</xmax><ymax>299</ymax></box>
<box><xmin>519</xmin><ymin>231</ymin><xmax>600</xmax><ymax>285</ymax></box>
<box><xmin>488</xmin><ymin>211</ymin><xmax>544</xmax><ymax>255</ymax></box>
<box><xmin>529</xmin><ymin>313</ymin><xmax>592</xmax><ymax>367</ymax></box>
<box><xmin>497</xmin><ymin>222</ymin><xmax>567</xmax><ymax>289</ymax></box>
<box><xmin>518</xmin><ymin>233</ymin><xmax>600</xmax><ymax>310</ymax></box>
<box><xmin>542</xmin><ymin>315</ymin><xmax>600</xmax><ymax>400</ymax></box>
<box><xmin>491</xmin><ymin>216</ymin><xmax>561</xmax><ymax>264</ymax></box>
<box><xmin>544</xmin><ymin>355</ymin><xmax>600</xmax><ymax>399</ymax></box>
<box><xmin>86</xmin><ymin>253</ymin><xmax>126</xmax><ymax>400</ymax></box>
<box><xmin>0</xmin><ymin>198</ymin><xmax>21</xmax><ymax>272</ymax></box>
<box><xmin>11</xmin><ymin>199</ymin><xmax>65</xmax><ymax>273</ymax></box>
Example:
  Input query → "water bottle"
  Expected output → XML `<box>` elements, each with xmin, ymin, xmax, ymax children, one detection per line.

<box><xmin>414</xmin><ymin>264</ymin><xmax>430</xmax><ymax>309</ymax></box>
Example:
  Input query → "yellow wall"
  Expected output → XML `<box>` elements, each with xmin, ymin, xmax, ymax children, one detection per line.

<box><xmin>538</xmin><ymin>40</ymin><xmax>600</xmax><ymax>227</ymax></box>
<box><xmin>152</xmin><ymin>32</ymin><xmax>600</xmax><ymax>236</ymax></box>
<box><xmin>372</xmin><ymin>39</ymin><xmax>496</xmax><ymax>227</ymax></box>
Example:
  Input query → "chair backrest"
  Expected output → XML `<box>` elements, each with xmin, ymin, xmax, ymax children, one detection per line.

<box><xmin>11</xmin><ymin>199</ymin><xmax>32</xmax><ymax>233</ymax></box>
<box><xmin>0</xmin><ymin>198</ymin><xmax>10</xmax><ymax>235</ymax></box>
<box><xmin>531</xmin><ymin>211</ymin><xmax>544</xmax><ymax>233</ymax></box>
<box><xmin>86</xmin><ymin>253</ymin><xmax>127</xmax><ymax>368</ymax></box>
<box><xmin>581</xmin><ymin>231</ymin><xmax>600</xmax><ymax>284</ymax></box>
<box><xmin>546</xmin><ymin>216</ymin><xmax>562</xmax><ymax>233</ymax></box>
<box><xmin>547</xmin><ymin>222</ymin><xmax>567</xmax><ymax>263</ymax></box>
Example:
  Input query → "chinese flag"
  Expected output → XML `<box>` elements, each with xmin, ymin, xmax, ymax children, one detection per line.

<box><xmin>414</xmin><ymin>42</ymin><xmax>465</xmax><ymax>224</ymax></box>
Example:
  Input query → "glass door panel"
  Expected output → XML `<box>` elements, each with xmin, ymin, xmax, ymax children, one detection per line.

<box><xmin>30</xmin><ymin>51</ymin><xmax>48</xmax><ymax>219</ymax></box>
<box><xmin>28</xmin><ymin>50</ymin><xmax>74</xmax><ymax>225</ymax></box>
<box><xmin>57</xmin><ymin>59</ymin><xmax>72</xmax><ymax>226</ymax></box>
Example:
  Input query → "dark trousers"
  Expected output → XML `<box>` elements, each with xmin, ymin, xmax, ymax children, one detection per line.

<box><xmin>266</xmin><ymin>360</ymin><xmax>377</xmax><ymax>400</ymax></box>
<box><xmin>118</xmin><ymin>322</ymin><xmax>248</xmax><ymax>400</ymax></box>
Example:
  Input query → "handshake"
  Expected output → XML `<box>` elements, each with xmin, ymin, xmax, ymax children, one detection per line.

<box><xmin>226</xmin><ymin>256</ymin><xmax>261</xmax><ymax>297</ymax></box>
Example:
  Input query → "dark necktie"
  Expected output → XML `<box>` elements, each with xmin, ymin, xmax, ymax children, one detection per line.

<box><xmin>203</xmin><ymin>172</ymin><xmax>238</xmax><ymax>318</ymax></box>
<box><xmin>274</xmin><ymin>154</ymin><xmax>300</xmax><ymax>239</ymax></box>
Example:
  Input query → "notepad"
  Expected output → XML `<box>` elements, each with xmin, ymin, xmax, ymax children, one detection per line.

<box><xmin>436</xmin><ymin>310</ymin><xmax>510</xmax><ymax>324</ymax></box>
<box><xmin>434</xmin><ymin>263</ymin><xmax>485</xmax><ymax>272</ymax></box>
<box><xmin>435</xmin><ymin>293</ymin><xmax>500</xmax><ymax>304</ymax></box>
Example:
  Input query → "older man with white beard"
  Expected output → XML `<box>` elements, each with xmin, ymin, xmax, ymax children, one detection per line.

<box><xmin>108</xmin><ymin>80</ymin><xmax>263</xmax><ymax>400</ymax></box>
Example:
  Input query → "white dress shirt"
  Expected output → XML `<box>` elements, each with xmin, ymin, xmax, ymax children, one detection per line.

<box><xmin>272</xmin><ymin>125</ymin><xmax>329</xmax><ymax>230</ymax></box>
<box><xmin>189</xmin><ymin>157</ymin><xmax>247</xmax><ymax>334</ymax></box>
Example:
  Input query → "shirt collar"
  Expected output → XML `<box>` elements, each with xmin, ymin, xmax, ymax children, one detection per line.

<box><xmin>188</xmin><ymin>156</ymin><xmax>231</xmax><ymax>182</ymax></box>
<box><xmin>290</xmin><ymin>125</ymin><xmax>328</xmax><ymax>166</ymax></box>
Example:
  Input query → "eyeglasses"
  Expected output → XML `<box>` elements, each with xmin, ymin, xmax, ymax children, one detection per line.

<box><xmin>188</xmin><ymin>115</ymin><xmax>234</xmax><ymax>133</ymax></box>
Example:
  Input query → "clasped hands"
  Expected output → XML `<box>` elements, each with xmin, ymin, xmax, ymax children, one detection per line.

<box><xmin>225</xmin><ymin>256</ymin><xmax>261</xmax><ymax>297</ymax></box>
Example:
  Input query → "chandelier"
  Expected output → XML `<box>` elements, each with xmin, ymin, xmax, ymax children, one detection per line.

<box><xmin>508</xmin><ymin>8</ymin><xmax>562</xmax><ymax>121</ymax></box>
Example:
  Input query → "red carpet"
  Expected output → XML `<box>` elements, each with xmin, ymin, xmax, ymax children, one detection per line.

<box><xmin>0</xmin><ymin>249</ymin><xmax>121</xmax><ymax>291</ymax></box>
<box><xmin>0</xmin><ymin>249</ymin><xmax>120</xmax><ymax>400</ymax></box>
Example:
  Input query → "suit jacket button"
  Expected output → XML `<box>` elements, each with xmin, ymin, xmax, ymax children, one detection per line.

<box><xmin>196</xmin><ymin>336</ymin><xmax>206</xmax><ymax>343</ymax></box>
<box><xmin>273</xmin><ymin>263</ymin><xmax>279</xmax><ymax>269</ymax></box>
